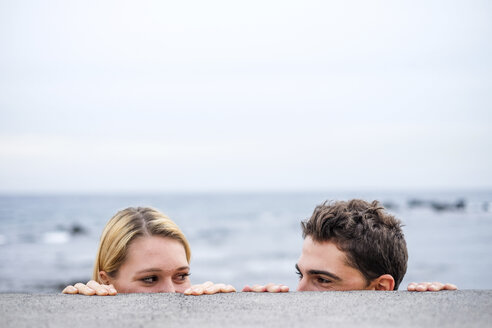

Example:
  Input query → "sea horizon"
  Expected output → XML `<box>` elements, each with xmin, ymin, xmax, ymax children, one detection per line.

<box><xmin>1</xmin><ymin>190</ymin><xmax>491</xmax><ymax>293</ymax></box>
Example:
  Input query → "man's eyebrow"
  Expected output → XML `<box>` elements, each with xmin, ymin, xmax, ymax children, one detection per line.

<box><xmin>295</xmin><ymin>263</ymin><xmax>342</xmax><ymax>281</ymax></box>
<box><xmin>308</xmin><ymin>269</ymin><xmax>342</xmax><ymax>281</ymax></box>
<box><xmin>136</xmin><ymin>266</ymin><xmax>189</xmax><ymax>274</ymax></box>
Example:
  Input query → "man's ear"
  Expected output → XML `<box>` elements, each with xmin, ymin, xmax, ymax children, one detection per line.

<box><xmin>371</xmin><ymin>274</ymin><xmax>395</xmax><ymax>291</ymax></box>
<box><xmin>99</xmin><ymin>271</ymin><xmax>112</xmax><ymax>285</ymax></box>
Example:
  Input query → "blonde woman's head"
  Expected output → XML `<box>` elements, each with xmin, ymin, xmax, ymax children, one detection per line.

<box><xmin>93</xmin><ymin>207</ymin><xmax>192</xmax><ymax>293</ymax></box>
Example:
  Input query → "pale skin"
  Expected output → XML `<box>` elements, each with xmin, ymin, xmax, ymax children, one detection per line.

<box><xmin>242</xmin><ymin>236</ymin><xmax>458</xmax><ymax>292</ymax></box>
<box><xmin>62</xmin><ymin>236</ymin><xmax>235</xmax><ymax>296</ymax></box>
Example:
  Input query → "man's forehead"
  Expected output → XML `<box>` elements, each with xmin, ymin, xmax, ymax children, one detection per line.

<box><xmin>300</xmin><ymin>236</ymin><xmax>349</xmax><ymax>266</ymax></box>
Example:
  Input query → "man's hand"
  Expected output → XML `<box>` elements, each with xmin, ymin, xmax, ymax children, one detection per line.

<box><xmin>184</xmin><ymin>281</ymin><xmax>236</xmax><ymax>295</ymax></box>
<box><xmin>407</xmin><ymin>282</ymin><xmax>458</xmax><ymax>292</ymax></box>
<box><xmin>242</xmin><ymin>283</ymin><xmax>289</xmax><ymax>293</ymax></box>
<box><xmin>62</xmin><ymin>280</ymin><xmax>117</xmax><ymax>296</ymax></box>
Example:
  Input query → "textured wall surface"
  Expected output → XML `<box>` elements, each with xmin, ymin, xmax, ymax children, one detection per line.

<box><xmin>1</xmin><ymin>290</ymin><xmax>491</xmax><ymax>327</ymax></box>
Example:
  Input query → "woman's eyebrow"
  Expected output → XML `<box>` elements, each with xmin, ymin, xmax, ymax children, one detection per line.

<box><xmin>136</xmin><ymin>268</ymin><xmax>163</xmax><ymax>274</ymax></box>
<box><xmin>175</xmin><ymin>266</ymin><xmax>190</xmax><ymax>272</ymax></box>
<box><xmin>136</xmin><ymin>266</ymin><xmax>190</xmax><ymax>274</ymax></box>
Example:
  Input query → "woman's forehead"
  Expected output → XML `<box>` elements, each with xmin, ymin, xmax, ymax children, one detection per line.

<box><xmin>125</xmin><ymin>236</ymin><xmax>188</xmax><ymax>266</ymax></box>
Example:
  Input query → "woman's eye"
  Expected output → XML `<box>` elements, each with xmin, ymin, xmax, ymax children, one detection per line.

<box><xmin>295</xmin><ymin>270</ymin><xmax>303</xmax><ymax>279</ymax></box>
<box><xmin>141</xmin><ymin>276</ymin><xmax>158</xmax><ymax>284</ymax></box>
<box><xmin>174</xmin><ymin>273</ymin><xmax>190</xmax><ymax>282</ymax></box>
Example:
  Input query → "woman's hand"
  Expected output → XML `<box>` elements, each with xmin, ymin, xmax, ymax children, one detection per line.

<box><xmin>242</xmin><ymin>283</ymin><xmax>289</xmax><ymax>293</ymax></box>
<box><xmin>183</xmin><ymin>281</ymin><xmax>236</xmax><ymax>295</ymax></box>
<box><xmin>407</xmin><ymin>282</ymin><xmax>458</xmax><ymax>292</ymax></box>
<box><xmin>62</xmin><ymin>280</ymin><xmax>117</xmax><ymax>296</ymax></box>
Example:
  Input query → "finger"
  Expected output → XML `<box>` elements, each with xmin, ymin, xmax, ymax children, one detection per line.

<box><xmin>87</xmin><ymin>280</ymin><xmax>109</xmax><ymax>296</ymax></box>
<box><xmin>185</xmin><ymin>281</ymin><xmax>215</xmax><ymax>296</ymax></box>
<box><xmin>444</xmin><ymin>283</ymin><xmax>458</xmax><ymax>290</ymax></box>
<box><xmin>265</xmin><ymin>283</ymin><xmax>289</xmax><ymax>293</ymax></box>
<box><xmin>204</xmin><ymin>284</ymin><xmax>226</xmax><ymax>295</ymax></box>
<box><xmin>190</xmin><ymin>286</ymin><xmax>204</xmax><ymax>295</ymax></box>
<box><xmin>185</xmin><ymin>282</ymin><xmax>212</xmax><ymax>295</ymax></box>
<box><xmin>62</xmin><ymin>285</ymin><xmax>78</xmax><ymax>294</ymax></box>
<box><xmin>280</xmin><ymin>285</ymin><xmax>289</xmax><ymax>292</ymax></box>
<box><xmin>221</xmin><ymin>285</ymin><xmax>236</xmax><ymax>293</ymax></box>
<box><xmin>428</xmin><ymin>282</ymin><xmax>444</xmax><ymax>291</ymax></box>
<box><xmin>251</xmin><ymin>285</ymin><xmax>267</xmax><ymax>292</ymax></box>
<box><xmin>266</xmin><ymin>284</ymin><xmax>281</xmax><ymax>293</ymax></box>
<box><xmin>416</xmin><ymin>283</ymin><xmax>431</xmax><ymax>292</ymax></box>
<box><xmin>242</xmin><ymin>285</ymin><xmax>253</xmax><ymax>292</ymax></box>
<box><xmin>74</xmin><ymin>283</ymin><xmax>96</xmax><ymax>296</ymax></box>
<box><xmin>108</xmin><ymin>284</ymin><xmax>118</xmax><ymax>295</ymax></box>
<box><xmin>407</xmin><ymin>283</ymin><xmax>418</xmax><ymax>291</ymax></box>
<box><xmin>102</xmin><ymin>284</ymin><xmax>117</xmax><ymax>296</ymax></box>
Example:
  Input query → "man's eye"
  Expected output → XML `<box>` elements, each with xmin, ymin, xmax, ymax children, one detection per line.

<box><xmin>316</xmin><ymin>277</ymin><xmax>331</xmax><ymax>284</ymax></box>
<box><xmin>141</xmin><ymin>276</ymin><xmax>158</xmax><ymax>284</ymax></box>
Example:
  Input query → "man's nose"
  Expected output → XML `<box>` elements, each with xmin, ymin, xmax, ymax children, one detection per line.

<box><xmin>157</xmin><ymin>279</ymin><xmax>176</xmax><ymax>293</ymax></box>
<box><xmin>296</xmin><ymin>278</ymin><xmax>307</xmax><ymax>291</ymax></box>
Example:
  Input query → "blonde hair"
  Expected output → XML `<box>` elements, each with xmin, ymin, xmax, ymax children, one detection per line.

<box><xmin>92</xmin><ymin>207</ymin><xmax>191</xmax><ymax>282</ymax></box>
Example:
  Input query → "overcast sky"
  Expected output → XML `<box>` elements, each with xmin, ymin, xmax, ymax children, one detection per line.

<box><xmin>0</xmin><ymin>0</ymin><xmax>491</xmax><ymax>193</ymax></box>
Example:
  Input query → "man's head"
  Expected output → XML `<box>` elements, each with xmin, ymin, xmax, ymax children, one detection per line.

<box><xmin>296</xmin><ymin>199</ymin><xmax>408</xmax><ymax>291</ymax></box>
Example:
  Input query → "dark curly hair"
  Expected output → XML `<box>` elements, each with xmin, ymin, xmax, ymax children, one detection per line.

<box><xmin>301</xmin><ymin>199</ymin><xmax>408</xmax><ymax>290</ymax></box>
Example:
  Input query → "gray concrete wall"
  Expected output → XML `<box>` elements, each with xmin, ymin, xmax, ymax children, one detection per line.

<box><xmin>1</xmin><ymin>290</ymin><xmax>491</xmax><ymax>327</ymax></box>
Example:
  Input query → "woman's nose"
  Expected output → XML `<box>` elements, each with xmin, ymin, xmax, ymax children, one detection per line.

<box><xmin>157</xmin><ymin>279</ymin><xmax>176</xmax><ymax>293</ymax></box>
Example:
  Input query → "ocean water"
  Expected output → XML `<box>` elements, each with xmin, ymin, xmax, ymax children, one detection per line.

<box><xmin>0</xmin><ymin>191</ymin><xmax>491</xmax><ymax>293</ymax></box>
